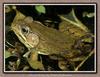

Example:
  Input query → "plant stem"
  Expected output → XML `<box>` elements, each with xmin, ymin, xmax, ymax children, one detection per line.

<box><xmin>75</xmin><ymin>50</ymin><xmax>94</xmax><ymax>71</ymax></box>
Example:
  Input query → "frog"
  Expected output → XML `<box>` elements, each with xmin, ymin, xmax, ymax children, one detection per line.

<box><xmin>11</xmin><ymin>10</ymin><xmax>94</xmax><ymax>71</ymax></box>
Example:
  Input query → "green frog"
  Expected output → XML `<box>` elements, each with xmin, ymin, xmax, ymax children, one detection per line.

<box><xmin>11</xmin><ymin>10</ymin><xmax>93</xmax><ymax>70</ymax></box>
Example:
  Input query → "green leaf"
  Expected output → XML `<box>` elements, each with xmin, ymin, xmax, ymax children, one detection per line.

<box><xmin>5</xmin><ymin>51</ymin><xmax>12</xmax><ymax>59</ymax></box>
<box><xmin>35</xmin><ymin>5</ymin><xmax>46</xmax><ymax>14</ymax></box>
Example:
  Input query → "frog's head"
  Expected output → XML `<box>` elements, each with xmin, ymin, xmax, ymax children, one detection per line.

<box><xmin>11</xmin><ymin>17</ymin><xmax>39</xmax><ymax>50</ymax></box>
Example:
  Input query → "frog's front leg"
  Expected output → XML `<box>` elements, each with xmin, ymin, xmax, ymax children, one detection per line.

<box><xmin>23</xmin><ymin>50</ymin><xmax>45</xmax><ymax>70</ymax></box>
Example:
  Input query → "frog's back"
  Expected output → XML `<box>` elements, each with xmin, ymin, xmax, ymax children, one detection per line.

<box><xmin>27</xmin><ymin>21</ymin><xmax>76</xmax><ymax>55</ymax></box>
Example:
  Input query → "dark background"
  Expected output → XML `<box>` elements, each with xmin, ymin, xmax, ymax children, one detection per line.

<box><xmin>5</xmin><ymin>5</ymin><xmax>95</xmax><ymax>71</ymax></box>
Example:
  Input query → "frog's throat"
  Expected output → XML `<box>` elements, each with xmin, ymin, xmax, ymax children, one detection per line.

<box><xmin>17</xmin><ymin>32</ymin><xmax>34</xmax><ymax>49</ymax></box>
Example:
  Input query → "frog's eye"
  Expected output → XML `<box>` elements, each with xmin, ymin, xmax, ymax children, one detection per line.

<box><xmin>22</xmin><ymin>27</ymin><xmax>28</xmax><ymax>33</ymax></box>
<box><xmin>21</xmin><ymin>26</ymin><xmax>30</xmax><ymax>34</ymax></box>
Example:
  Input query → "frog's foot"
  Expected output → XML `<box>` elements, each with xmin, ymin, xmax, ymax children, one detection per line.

<box><xmin>23</xmin><ymin>51</ymin><xmax>45</xmax><ymax>70</ymax></box>
<box><xmin>58</xmin><ymin>60</ymin><xmax>75</xmax><ymax>71</ymax></box>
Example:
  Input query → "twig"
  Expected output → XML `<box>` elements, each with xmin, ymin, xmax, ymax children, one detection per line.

<box><xmin>75</xmin><ymin>50</ymin><xmax>94</xmax><ymax>71</ymax></box>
